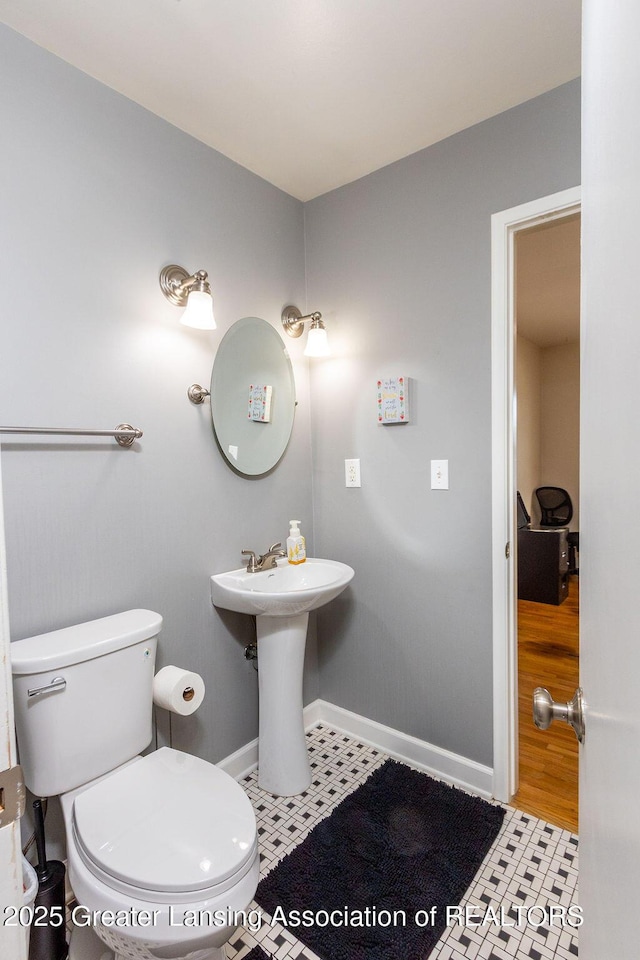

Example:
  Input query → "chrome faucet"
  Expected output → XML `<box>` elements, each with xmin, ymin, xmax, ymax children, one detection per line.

<box><xmin>241</xmin><ymin>542</ymin><xmax>286</xmax><ymax>573</ymax></box>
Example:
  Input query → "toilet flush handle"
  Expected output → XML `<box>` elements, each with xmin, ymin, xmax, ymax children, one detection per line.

<box><xmin>27</xmin><ymin>676</ymin><xmax>67</xmax><ymax>698</ymax></box>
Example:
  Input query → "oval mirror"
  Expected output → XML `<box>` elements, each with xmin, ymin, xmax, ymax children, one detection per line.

<box><xmin>210</xmin><ymin>317</ymin><xmax>296</xmax><ymax>476</ymax></box>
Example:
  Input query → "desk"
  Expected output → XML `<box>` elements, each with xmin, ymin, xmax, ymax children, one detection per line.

<box><xmin>517</xmin><ymin>527</ymin><xmax>569</xmax><ymax>605</ymax></box>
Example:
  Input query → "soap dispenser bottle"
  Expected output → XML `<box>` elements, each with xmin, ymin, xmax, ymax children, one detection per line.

<box><xmin>287</xmin><ymin>520</ymin><xmax>306</xmax><ymax>565</ymax></box>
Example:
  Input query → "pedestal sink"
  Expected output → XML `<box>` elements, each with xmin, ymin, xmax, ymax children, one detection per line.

<box><xmin>211</xmin><ymin>558</ymin><xmax>354</xmax><ymax>796</ymax></box>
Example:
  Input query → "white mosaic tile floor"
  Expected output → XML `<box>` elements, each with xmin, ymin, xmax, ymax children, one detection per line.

<box><xmin>226</xmin><ymin>725</ymin><xmax>579</xmax><ymax>960</ymax></box>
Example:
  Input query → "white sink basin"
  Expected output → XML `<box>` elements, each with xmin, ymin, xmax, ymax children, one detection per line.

<box><xmin>210</xmin><ymin>557</ymin><xmax>354</xmax><ymax>617</ymax></box>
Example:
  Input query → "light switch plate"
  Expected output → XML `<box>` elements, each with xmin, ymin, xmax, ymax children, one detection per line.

<box><xmin>431</xmin><ymin>459</ymin><xmax>449</xmax><ymax>490</ymax></box>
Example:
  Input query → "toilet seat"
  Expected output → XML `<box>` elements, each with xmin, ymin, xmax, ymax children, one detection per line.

<box><xmin>72</xmin><ymin>747</ymin><xmax>258</xmax><ymax>903</ymax></box>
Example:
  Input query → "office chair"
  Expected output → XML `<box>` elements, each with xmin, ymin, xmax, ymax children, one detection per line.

<box><xmin>535</xmin><ymin>486</ymin><xmax>579</xmax><ymax>574</ymax></box>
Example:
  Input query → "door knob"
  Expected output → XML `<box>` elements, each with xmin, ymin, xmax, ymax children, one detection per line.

<box><xmin>533</xmin><ymin>687</ymin><xmax>585</xmax><ymax>743</ymax></box>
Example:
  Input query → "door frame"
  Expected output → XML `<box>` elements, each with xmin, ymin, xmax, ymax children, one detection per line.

<box><xmin>491</xmin><ymin>185</ymin><xmax>581</xmax><ymax>803</ymax></box>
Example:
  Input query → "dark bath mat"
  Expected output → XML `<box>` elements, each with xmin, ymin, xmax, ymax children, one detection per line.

<box><xmin>256</xmin><ymin>759</ymin><xmax>505</xmax><ymax>960</ymax></box>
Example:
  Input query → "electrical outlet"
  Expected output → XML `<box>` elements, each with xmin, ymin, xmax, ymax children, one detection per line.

<box><xmin>431</xmin><ymin>459</ymin><xmax>449</xmax><ymax>490</ymax></box>
<box><xmin>345</xmin><ymin>458</ymin><xmax>361</xmax><ymax>487</ymax></box>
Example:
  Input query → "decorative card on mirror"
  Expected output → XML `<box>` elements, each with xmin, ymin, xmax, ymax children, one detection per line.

<box><xmin>248</xmin><ymin>384</ymin><xmax>273</xmax><ymax>422</ymax></box>
<box><xmin>377</xmin><ymin>376</ymin><xmax>409</xmax><ymax>424</ymax></box>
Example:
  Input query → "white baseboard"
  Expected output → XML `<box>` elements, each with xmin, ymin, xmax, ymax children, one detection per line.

<box><xmin>219</xmin><ymin>698</ymin><xmax>493</xmax><ymax>799</ymax></box>
<box><xmin>217</xmin><ymin>735</ymin><xmax>259</xmax><ymax>782</ymax></box>
<box><xmin>310</xmin><ymin>700</ymin><xmax>493</xmax><ymax>798</ymax></box>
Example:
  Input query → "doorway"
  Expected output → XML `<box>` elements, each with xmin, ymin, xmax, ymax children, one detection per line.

<box><xmin>490</xmin><ymin>186</ymin><xmax>581</xmax><ymax>810</ymax></box>
<box><xmin>510</xmin><ymin>214</ymin><xmax>580</xmax><ymax>832</ymax></box>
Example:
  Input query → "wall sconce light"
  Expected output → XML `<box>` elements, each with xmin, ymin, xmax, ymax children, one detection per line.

<box><xmin>159</xmin><ymin>264</ymin><xmax>216</xmax><ymax>329</ymax></box>
<box><xmin>281</xmin><ymin>305</ymin><xmax>330</xmax><ymax>357</ymax></box>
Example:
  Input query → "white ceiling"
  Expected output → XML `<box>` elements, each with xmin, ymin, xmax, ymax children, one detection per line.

<box><xmin>0</xmin><ymin>0</ymin><xmax>581</xmax><ymax>201</ymax></box>
<box><xmin>516</xmin><ymin>215</ymin><xmax>581</xmax><ymax>348</ymax></box>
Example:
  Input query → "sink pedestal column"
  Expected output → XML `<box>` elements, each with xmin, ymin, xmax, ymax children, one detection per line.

<box><xmin>256</xmin><ymin>612</ymin><xmax>311</xmax><ymax>796</ymax></box>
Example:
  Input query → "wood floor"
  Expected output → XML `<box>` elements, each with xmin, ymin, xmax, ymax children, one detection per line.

<box><xmin>511</xmin><ymin>575</ymin><xmax>579</xmax><ymax>833</ymax></box>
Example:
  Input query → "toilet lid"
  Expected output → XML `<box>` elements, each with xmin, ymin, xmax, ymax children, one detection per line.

<box><xmin>72</xmin><ymin>748</ymin><xmax>257</xmax><ymax>894</ymax></box>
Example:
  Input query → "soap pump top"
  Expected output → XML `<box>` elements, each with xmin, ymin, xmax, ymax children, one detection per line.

<box><xmin>287</xmin><ymin>520</ymin><xmax>306</xmax><ymax>565</ymax></box>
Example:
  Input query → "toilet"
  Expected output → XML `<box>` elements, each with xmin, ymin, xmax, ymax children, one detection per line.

<box><xmin>11</xmin><ymin>610</ymin><xmax>260</xmax><ymax>960</ymax></box>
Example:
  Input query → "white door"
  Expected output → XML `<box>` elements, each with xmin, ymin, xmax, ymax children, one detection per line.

<box><xmin>0</xmin><ymin>449</ymin><xmax>28</xmax><ymax>960</ymax></box>
<box><xmin>579</xmin><ymin>1</ymin><xmax>640</xmax><ymax>957</ymax></box>
<box><xmin>492</xmin><ymin>2</ymin><xmax>640</xmax><ymax>954</ymax></box>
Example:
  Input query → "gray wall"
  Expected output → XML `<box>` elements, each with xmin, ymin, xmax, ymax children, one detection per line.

<box><xmin>1</xmin><ymin>19</ymin><xmax>581</xmax><ymax>790</ymax></box>
<box><xmin>304</xmin><ymin>80</ymin><xmax>581</xmax><ymax>767</ymax></box>
<box><xmin>540</xmin><ymin>342</ymin><xmax>580</xmax><ymax>529</ymax></box>
<box><xmin>0</xmin><ymin>25</ymin><xmax>315</xmax><ymax>773</ymax></box>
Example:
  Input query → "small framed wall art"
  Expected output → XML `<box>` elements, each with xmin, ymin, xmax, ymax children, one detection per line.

<box><xmin>377</xmin><ymin>376</ymin><xmax>410</xmax><ymax>424</ymax></box>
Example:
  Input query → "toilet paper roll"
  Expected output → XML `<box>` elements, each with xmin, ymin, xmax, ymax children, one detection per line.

<box><xmin>152</xmin><ymin>665</ymin><xmax>205</xmax><ymax>716</ymax></box>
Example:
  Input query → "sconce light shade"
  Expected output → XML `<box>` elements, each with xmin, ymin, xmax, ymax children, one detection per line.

<box><xmin>304</xmin><ymin>319</ymin><xmax>330</xmax><ymax>357</ymax></box>
<box><xmin>160</xmin><ymin>264</ymin><xmax>216</xmax><ymax>330</ymax></box>
<box><xmin>180</xmin><ymin>289</ymin><xmax>215</xmax><ymax>329</ymax></box>
<box><xmin>282</xmin><ymin>305</ymin><xmax>330</xmax><ymax>357</ymax></box>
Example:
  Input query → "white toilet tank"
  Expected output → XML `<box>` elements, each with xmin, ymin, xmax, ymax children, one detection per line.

<box><xmin>11</xmin><ymin>610</ymin><xmax>162</xmax><ymax>798</ymax></box>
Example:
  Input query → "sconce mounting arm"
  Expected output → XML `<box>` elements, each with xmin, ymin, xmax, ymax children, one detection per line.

<box><xmin>160</xmin><ymin>264</ymin><xmax>211</xmax><ymax>307</ymax></box>
<box><xmin>281</xmin><ymin>305</ymin><xmax>322</xmax><ymax>339</ymax></box>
